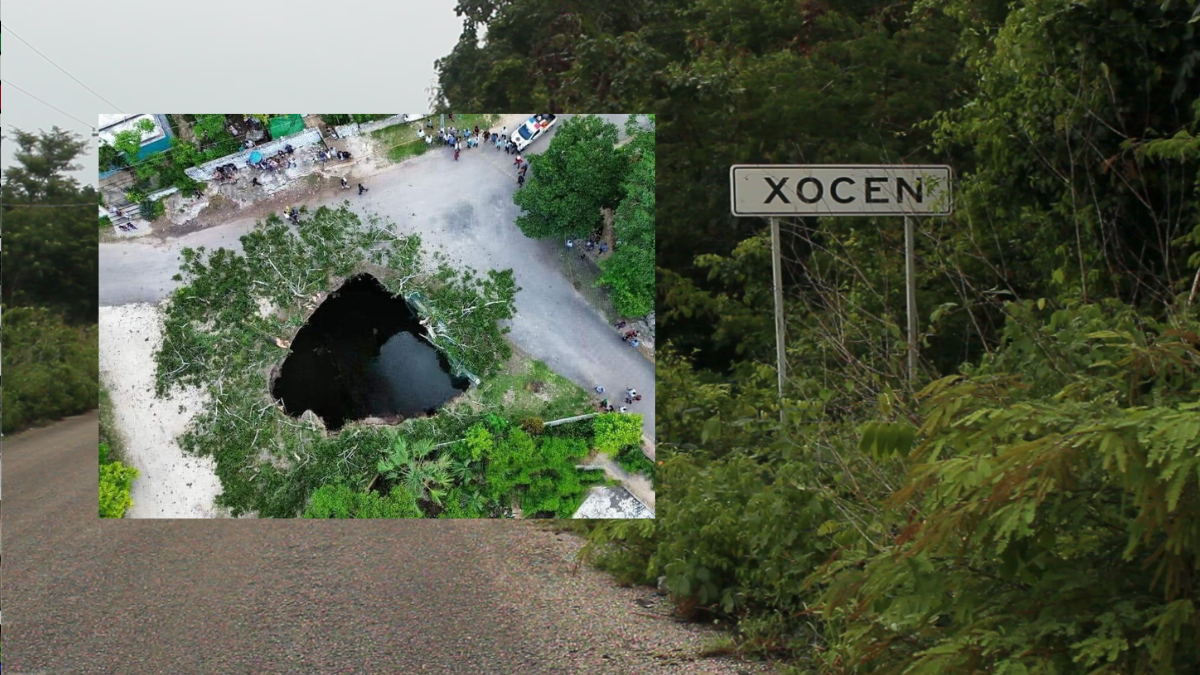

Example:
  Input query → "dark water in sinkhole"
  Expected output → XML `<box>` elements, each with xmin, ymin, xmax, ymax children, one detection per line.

<box><xmin>270</xmin><ymin>274</ymin><xmax>469</xmax><ymax>431</ymax></box>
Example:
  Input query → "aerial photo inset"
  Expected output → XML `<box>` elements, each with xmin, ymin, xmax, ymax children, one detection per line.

<box><xmin>96</xmin><ymin>113</ymin><xmax>655</xmax><ymax>520</ymax></box>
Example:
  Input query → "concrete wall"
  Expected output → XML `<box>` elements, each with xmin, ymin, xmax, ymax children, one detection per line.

<box><xmin>185</xmin><ymin>128</ymin><xmax>324</xmax><ymax>181</ymax></box>
<box><xmin>332</xmin><ymin>114</ymin><xmax>425</xmax><ymax>139</ymax></box>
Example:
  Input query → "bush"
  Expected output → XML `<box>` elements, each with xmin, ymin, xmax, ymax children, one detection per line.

<box><xmin>139</xmin><ymin>198</ymin><xmax>165</xmax><ymax>221</ymax></box>
<box><xmin>616</xmin><ymin>444</ymin><xmax>655</xmax><ymax>485</ymax></box>
<box><xmin>520</xmin><ymin>416</ymin><xmax>545</xmax><ymax>435</ymax></box>
<box><xmin>1</xmin><ymin>306</ymin><xmax>99</xmax><ymax>433</ymax></box>
<box><xmin>321</xmin><ymin>114</ymin><xmax>394</xmax><ymax>126</ymax></box>
<box><xmin>302</xmin><ymin>484</ymin><xmax>424</xmax><ymax>518</ymax></box>
<box><xmin>99</xmin><ymin>460</ymin><xmax>139</xmax><ymax>518</ymax></box>
<box><xmin>461</xmin><ymin>423</ymin><xmax>494</xmax><ymax>461</ymax></box>
<box><xmin>484</xmin><ymin>427</ymin><xmax>597</xmax><ymax>517</ymax></box>
<box><xmin>593</xmin><ymin>412</ymin><xmax>642</xmax><ymax>455</ymax></box>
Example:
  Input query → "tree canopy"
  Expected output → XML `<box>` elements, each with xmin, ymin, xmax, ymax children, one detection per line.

<box><xmin>2</xmin><ymin>126</ymin><xmax>98</xmax><ymax>322</ymax></box>
<box><xmin>512</xmin><ymin>114</ymin><xmax>624</xmax><ymax>239</ymax></box>
<box><xmin>439</xmin><ymin>0</ymin><xmax>1200</xmax><ymax>671</ymax></box>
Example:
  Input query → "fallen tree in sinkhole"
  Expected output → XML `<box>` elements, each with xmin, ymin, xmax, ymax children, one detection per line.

<box><xmin>152</xmin><ymin>203</ymin><xmax>521</xmax><ymax>517</ymax></box>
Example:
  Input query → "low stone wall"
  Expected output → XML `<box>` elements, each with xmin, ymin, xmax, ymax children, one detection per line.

<box><xmin>333</xmin><ymin>114</ymin><xmax>426</xmax><ymax>139</ymax></box>
<box><xmin>184</xmin><ymin>128</ymin><xmax>324</xmax><ymax>181</ymax></box>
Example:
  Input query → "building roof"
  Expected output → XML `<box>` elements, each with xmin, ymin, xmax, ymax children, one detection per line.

<box><xmin>97</xmin><ymin>114</ymin><xmax>166</xmax><ymax>147</ymax></box>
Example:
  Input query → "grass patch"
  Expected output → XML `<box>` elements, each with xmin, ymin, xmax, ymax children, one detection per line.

<box><xmin>558</xmin><ymin>246</ymin><xmax>622</xmax><ymax>324</ymax></box>
<box><xmin>100</xmin><ymin>215</ymin><xmax>112</xmax><ymax>231</ymax></box>
<box><xmin>473</xmin><ymin>353</ymin><xmax>590</xmax><ymax>421</ymax></box>
<box><xmin>698</xmin><ymin>635</ymin><xmax>740</xmax><ymax>657</ymax></box>
<box><xmin>371</xmin><ymin>114</ymin><xmax>498</xmax><ymax>164</ymax></box>
<box><xmin>99</xmin><ymin>382</ymin><xmax>127</xmax><ymax>465</ymax></box>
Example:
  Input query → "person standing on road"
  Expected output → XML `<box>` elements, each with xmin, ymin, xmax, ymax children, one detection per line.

<box><xmin>567</xmin><ymin>239</ymin><xmax>574</xmax><ymax>250</ymax></box>
<box><xmin>358</xmin><ymin>183</ymin><xmax>369</xmax><ymax>195</ymax></box>
<box><xmin>454</xmin><ymin>146</ymin><xmax>461</xmax><ymax>161</ymax></box>
<box><xmin>514</xmin><ymin>154</ymin><xmax>523</xmax><ymax>167</ymax></box>
<box><xmin>517</xmin><ymin>173</ymin><xmax>525</xmax><ymax>188</ymax></box>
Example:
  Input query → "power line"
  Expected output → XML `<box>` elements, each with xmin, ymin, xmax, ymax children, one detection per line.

<box><xmin>1</xmin><ymin>23</ymin><xmax>122</xmax><ymax>111</ymax></box>
<box><xmin>0</xmin><ymin>78</ymin><xmax>96</xmax><ymax>130</ymax></box>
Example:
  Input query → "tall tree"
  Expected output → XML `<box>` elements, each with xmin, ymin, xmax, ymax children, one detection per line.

<box><xmin>1</xmin><ymin>126</ymin><xmax>99</xmax><ymax>323</ymax></box>
<box><xmin>512</xmin><ymin>115</ymin><xmax>624</xmax><ymax>239</ymax></box>
<box><xmin>2</xmin><ymin>126</ymin><xmax>89</xmax><ymax>203</ymax></box>
<box><xmin>598</xmin><ymin>115</ymin><xmax>656</xmax><ymax>316</ymax></box>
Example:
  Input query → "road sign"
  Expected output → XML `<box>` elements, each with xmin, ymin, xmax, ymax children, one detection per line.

<box><xmin>730</xmin><ymin>165</ymin><xmax>953</xmax><ymax>217</ymax></box>
<box><xmin>729</xmin><ymin>164</ymin><xmax>956</xmax><ymax>411</ymax></box>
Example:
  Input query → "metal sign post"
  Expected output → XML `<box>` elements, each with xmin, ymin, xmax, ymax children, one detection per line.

<box><xmin>904</xmin><ymin>215</ymin><xmax>918</xmax><ymax>384</ymax></box>
<box><xmin>730</xmin><ymin>164</ymin><xmax>953</xmax><ymax>393</ymax></box>
<box><xmin>770</xmin><ymin>217</ymin><xmax>786</xmax><ymax>425</ymax></box>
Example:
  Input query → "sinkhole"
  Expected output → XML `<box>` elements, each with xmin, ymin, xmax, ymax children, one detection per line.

<box><xmin>270</xmin><ymin>273</ymin><xmax>470</xmax><ymax>431</ymax></box>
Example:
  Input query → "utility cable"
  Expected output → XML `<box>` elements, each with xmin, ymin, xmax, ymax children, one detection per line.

<box><xmin>1</xmin><ymin>23</ymin><xmax>122</xmax><ymax>111</ymax></box>
<box><xmin>0</xmin><ymin>78</ymin><xmax>97</xmax><ymax>130</ymax></box>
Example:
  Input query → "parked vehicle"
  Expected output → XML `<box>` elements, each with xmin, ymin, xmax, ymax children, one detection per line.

<box><xmin>511</xmin><ymin>114</ymin><xmax>558</xmax><ymax>151</ymax></box>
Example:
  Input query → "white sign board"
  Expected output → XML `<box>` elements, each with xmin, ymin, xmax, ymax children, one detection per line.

<box><xmin>730</xmin><ymin>165</ymin><xmax>953</xmax><ymax>217</ymax></box>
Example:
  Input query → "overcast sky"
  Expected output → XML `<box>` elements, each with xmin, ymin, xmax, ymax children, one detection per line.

<box><xmin>2</xmin><ymin>1</ymin><xmax>464</xmax><ymax>187</ymax></box>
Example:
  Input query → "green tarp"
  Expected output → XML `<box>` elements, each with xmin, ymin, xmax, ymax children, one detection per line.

<box><xmin>269</xmin><ymin>114</ymin><xmax>305</xmax><ymax>139</ymax></box>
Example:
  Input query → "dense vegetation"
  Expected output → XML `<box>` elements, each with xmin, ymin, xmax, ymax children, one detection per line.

<box><xmin>440</xmin><ymin>0</ymin><xmax>1200</xmax><ymax>672</ymax></box>
<box><xmin>0</xmin><ymin>307</ymin><xmax>98</xmax><ymax>433</ymax></box>
<box><xmin>512</xmin><ymin>114</ymin><xmax>656</xmax><ymax>317</ymax></box>
<box><xmin>99</xmin><ymin>442</ymin><xmax>139</xmax><ymax>518</ymax></box>
<box><xmin>301</xmin><ymin>413</ymin><xmax>636</xmax><ymax>519</ymax></box>
<box><xmin>1</xmin><ymin>127</ymin><xmax>100</xmax><ymax>433</ymax></box>
<box><xmin>320</xmin><ymin>114</ymin><xmax>394</xmax><ymax>126</ymax></box>
<box><xmin>152</xmin><ymin>203</ymin><xmax>645</xmax><ymax>518</ymax></box>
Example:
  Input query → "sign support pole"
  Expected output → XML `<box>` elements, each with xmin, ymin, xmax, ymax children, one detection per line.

<box><xmin>904</xmin><ymin>215</ymin><xmax>918</xmax><ymax>385</ymax></box>
<box><xmin>731</xmin><ymin>165</ymin><xmax>953</xmax><ymax>397</ymax></box>
<box><xmin>770</xmin><ymin>217</ymin><xmax>786</xmax><ymax>426</ymax></box>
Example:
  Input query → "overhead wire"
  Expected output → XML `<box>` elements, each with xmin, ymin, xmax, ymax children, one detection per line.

<box><xmin>1</xmin><ymin>23</ymin><xmax>122</xmax><ymax>112</ymax></box>
<box><xmin>0</xmin><ymin>78</ymin><xmax>97</xmax><ymax>130</ymax></box>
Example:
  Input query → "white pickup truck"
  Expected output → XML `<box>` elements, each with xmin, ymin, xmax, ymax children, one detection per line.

<box><xmin>511</xmin><ymin>114</ymin><xmax>558</xmax><ymax>152</ymax></box>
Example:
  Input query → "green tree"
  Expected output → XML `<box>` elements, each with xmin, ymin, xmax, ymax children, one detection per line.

<box><xmin>512</xmin><ymin>115</ymin><xmax>624</xmax><ymax>240</ymax></box>
<box><xmin>598</xmin><ymin>115</ymin><xmax>656</xmax><ymax>316</ymax></box>
<box><xmin>377</xmin><ymin>435</ymin><xmax>454</xmax><ymax>506</ymax></box>
<box><xmin>1</xmin><ymin>126</ymin><xmax>89</xmax><ymax>203</ymax></box>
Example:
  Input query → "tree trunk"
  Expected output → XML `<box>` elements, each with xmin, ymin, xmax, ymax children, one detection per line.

<box><xmin>600</xmin><ymin>207</ymin><xmax>616</xmax><ymax>258</ymax></box>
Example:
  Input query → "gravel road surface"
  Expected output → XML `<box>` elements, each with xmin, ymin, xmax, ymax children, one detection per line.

<box><xmin>2</xmin><ymin>416</ymin><xmax>772</xmax><ymax>675</ymax></box>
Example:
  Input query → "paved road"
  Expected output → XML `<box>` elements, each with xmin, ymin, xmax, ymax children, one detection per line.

<box><xmin>1</xmin><ymin>416</ymin><xmax>765</xmax><ymax>675</ymax></box>
<box><xmin>99</xmin><ymin>114</ymin><xmax>654</xmax><ymax>442</ymax></box>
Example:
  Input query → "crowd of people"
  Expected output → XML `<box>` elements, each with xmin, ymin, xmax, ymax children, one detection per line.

<box><xmin>415</xmin><ymin>122</ymin><xmax>536</xmax><ymax>162</ymax></box>
<box><xmin>593</xmin><ymin>385</ymin><xmax>644</xmax><ymax>415</ymax></box>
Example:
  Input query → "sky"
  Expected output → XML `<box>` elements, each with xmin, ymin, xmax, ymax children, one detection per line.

<box><xmin>2</xmin><ymin>0</ymin><xmax>465</xmax><ymax>187</ymax></box>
